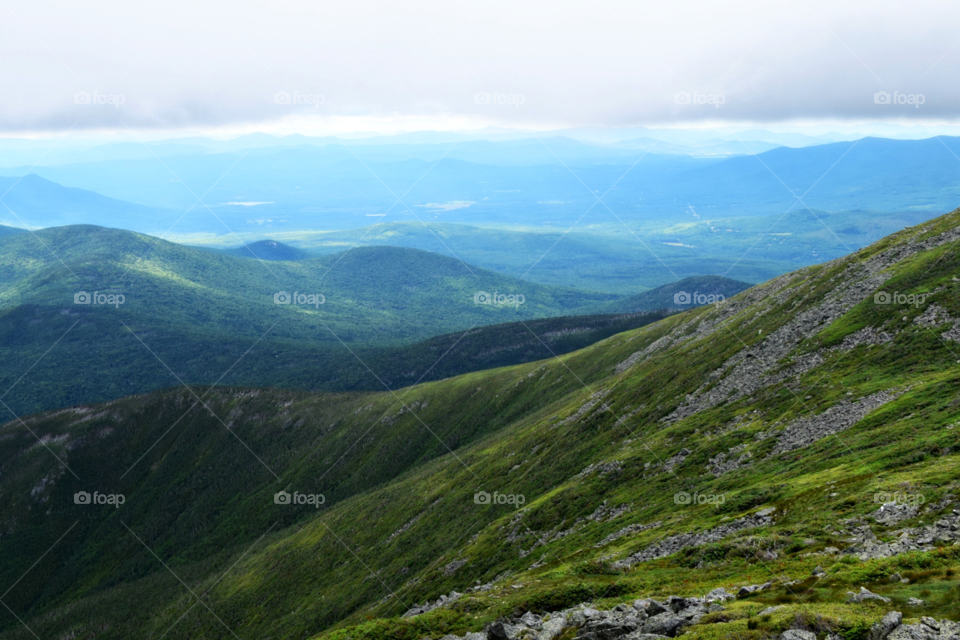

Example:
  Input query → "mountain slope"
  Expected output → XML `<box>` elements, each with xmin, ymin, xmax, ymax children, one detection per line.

<box><xmin>2</xmin><ymin>210</ymin><xmax>960</xmax><ymax>639</ymax></box>
<box><xmin>0</xmin><ymin>225</ymin><xmax>618</xmax><ymax>414</ymax></box>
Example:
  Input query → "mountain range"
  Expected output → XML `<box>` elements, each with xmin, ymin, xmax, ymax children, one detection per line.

<box><xmin>0</xmin><ymin>225</ymin><xmax>752</xmax><ymax>416</ymax></box>
<box><xmin>2</xmin><ymin>136</ymin><xmax>959</xmax><ymax>237</ymax></box>
<box><xmin>1</xmin><ymin>208</ymin><xmax>958</xmax><ymax>639</ymax></box>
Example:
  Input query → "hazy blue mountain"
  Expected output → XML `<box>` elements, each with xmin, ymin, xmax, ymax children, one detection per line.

<box><xmin>3</xmin><ymin>136</ymin><xmax>957</xmax><ymax>237</ymax></box>
<box><xmin>0</xmin><ymin>174</ymin><xmax>176</xmax><ymax>232</ymax></box>
<box><xmin>659</xmin><ymin>136</ymin><xmax>960</xmax><ymax>215</ymax></box>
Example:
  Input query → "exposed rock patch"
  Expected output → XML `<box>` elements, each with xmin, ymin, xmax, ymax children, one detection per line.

<box><xmin>771</xmin><ymin>389</ymin><xmax>901</xmax><ymax>455</ymax></box>
<box><xmin>403</xmin><ymin>590</ymin><xmax>461</xmax><ymax>617</ymax></box>
<box><xmin>662</xmin><ymin>224</ymin><xmax>960</xmax><ymax>425</ymax></box>
<box><xmin>612</xmin><ymin>508</ymin><xmax>775</xmax><ymax>569</ymax></box>
<box><xmin>844</xmin><ymin>511</ymin><xmax>960</xmax><ymax>560</ymax></box>
<box><xmin>707</xmin><ymin>445</ymin><xmax>752</xmax><ymax>477</ymax></box>
<box><xmin>873</xmin><ymin>503</ymin><xmax>919</xmax><ymax>526</ymax></box>
<box><xmin>442</xmin><ymin>590</ymin><xmax>734</xmax><ymax>640</ymax></box>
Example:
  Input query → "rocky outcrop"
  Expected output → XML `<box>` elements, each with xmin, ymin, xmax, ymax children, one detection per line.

<box><xmin>888</xmin><ymin>617</ymin><xmax>960</xmax><ymax>640</ymax></box>
<box><xmin>873</xmin><ymin>503</ymin><xmax>919</xmax><ymax>526</ymax></box>
<box><xmin>612</xmin><ymin>508</ymin><xmax>775</xmax><ymax>569</ymax></box>
<box><xmin>770</xmin><ymin>389</ymin><xmax>901</xmax><ymax>455</ymax></box>
<box><xmin>844</xmin><ymin>512</ymin><xmax>960</xmax><ymax>560</ymax></box>
<box><xmin>663</xmin><ymin>222</ymin><xmax>960</xmax><ymax>426</ymax></box>
<box><xmin>869</xmin><ymin>612</ymin><xmax>903</xmax><ymax>640</ymax></box>
<box><xmin>440</xmin><ymin>591</ymin><xmax>731</xmax><ymax>640</ymax></box>
<box><xmin>707</xmin><ymin>445</ymin><xmax>752</xmax><ymax>477</ymax></box>
<box><xmin>737</xmin><ymin>582</ymin><xmax>772</xmax><ymax>596</ymax></box>
<box><xmin>402</xmin><ymin>591</ymin><xmax>461</xmax><ymax>617</ymax></box>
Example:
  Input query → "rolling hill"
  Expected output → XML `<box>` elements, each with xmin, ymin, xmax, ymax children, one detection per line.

<box><xmin>597</xmin><ymin>275</ymin><xmax>753</xmax><ymax>313</ymax></box>
<box><xmin>0</xmin><ymin>225</ymin><xmax>618</xmax><ymax>415</ymax></box>
<box><xmin>1</xmin><ymin>208</ymin><xmax>959</xmax><ymax>639</ymax></box>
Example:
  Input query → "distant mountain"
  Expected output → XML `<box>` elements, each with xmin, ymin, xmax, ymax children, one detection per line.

<box><xmin>241</xmin><ymin>215</ymin><xmax>926</xmax><ymax>295</ymax></box>
<box><xmin>4</xmin><ymin>136</ymin><xmax>959</xmax><ymax>236</ymax></box>
<box><xmin>0</xmin><ymin>174</ymin><xmax>176</xmax><ymax>232</ymax></box>
<box><xmin>599</xmin><ymin>275</ymin><xmax>753</xmax><ymax>313</ymax></box>
<box><xmin>660</xmin><ymin>136</ymin><xmax>960</xmax><ymax>215</ymax></box>
<box><xmin>0</xmin><ymin>225</ymin><xmax>619</xmax><ymax>414</ymax></box>
<box><xmin>224</xmin><ymin>239</ymin><xmax>309</xmax><ymax>261</ymax></box>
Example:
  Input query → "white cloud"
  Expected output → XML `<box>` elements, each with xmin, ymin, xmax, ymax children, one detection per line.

<box><xmin>2</xmin><ymin>0</ymin><xmax>959</xmax><ymax>134</ymax></box>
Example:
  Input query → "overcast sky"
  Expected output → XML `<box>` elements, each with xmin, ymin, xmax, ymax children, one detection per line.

<box><xmin>2</xmin><ymin>0</ymin><xmax>959</xmax><ymax>136</ymax></box>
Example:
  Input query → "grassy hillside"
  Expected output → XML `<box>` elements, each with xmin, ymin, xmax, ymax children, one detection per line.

<box><xmin>1</xmin><ymin>209</ymin><xmax>959</xmax><ymax>639</ymax></box>
<box><xmin>0</xmin><ymin>225</ymin><xmax>617</xmax><ymax>414</ymax></box>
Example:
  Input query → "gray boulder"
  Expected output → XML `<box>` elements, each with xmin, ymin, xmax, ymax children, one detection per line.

<box><xmin>537</xmin><ymin>616</ymin><xmax>569</xmax><ymax>640</ymax></box>
<box><xmin>633</xmin><ymin>599</ymin><xmax>666</xmax><ymax>616</ymax></box>
<box><xmin>704</xmin><ymin>587</ymin><xmax>735</xmax><ymax>602</ymax></box>
<box><xmin>579</xmin><ymin>616</ymin><xmax>642</xmax><ymax>640</ymax></box>
<box><xmin>780</xmin><ymin>631</ymin><xmax>817</xmax><ymax>640</ymax></box>
<box><xmin>487</xmin><ymin>622</ymin><xmax>521</xmax><ymax>640</ymax></box>
<box><xmin>569</xmin><ymin>608</ymin><xmax>602</xmax><ymax>628</ymax></box>
<box><xmin>885</xmin><ymin>617</ymin><xmax>958</xmax><ymax>640</ymax></box>
<box><xmin>847</xmin><ymin>587</ymin><xmax>891</xmax><ymax>604</ymax></box>
<box><xmin>738</xmin><ymin>582</ymin><xmax>772</xmax><ymax>596</ymax></box>
<box><xmin>519</xmin><ymin>612</ymin><xmax>542</xmax><ymax>628</ymax></box>
<box><xmin>641</xmin><ymin>612</ymin><xmax>684</xmax><ymax>637</ymax></box>
<box><xmin>868</xmin><ymin>611</ymin><xmax>902</xmax><ymax>640</ymax></box>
